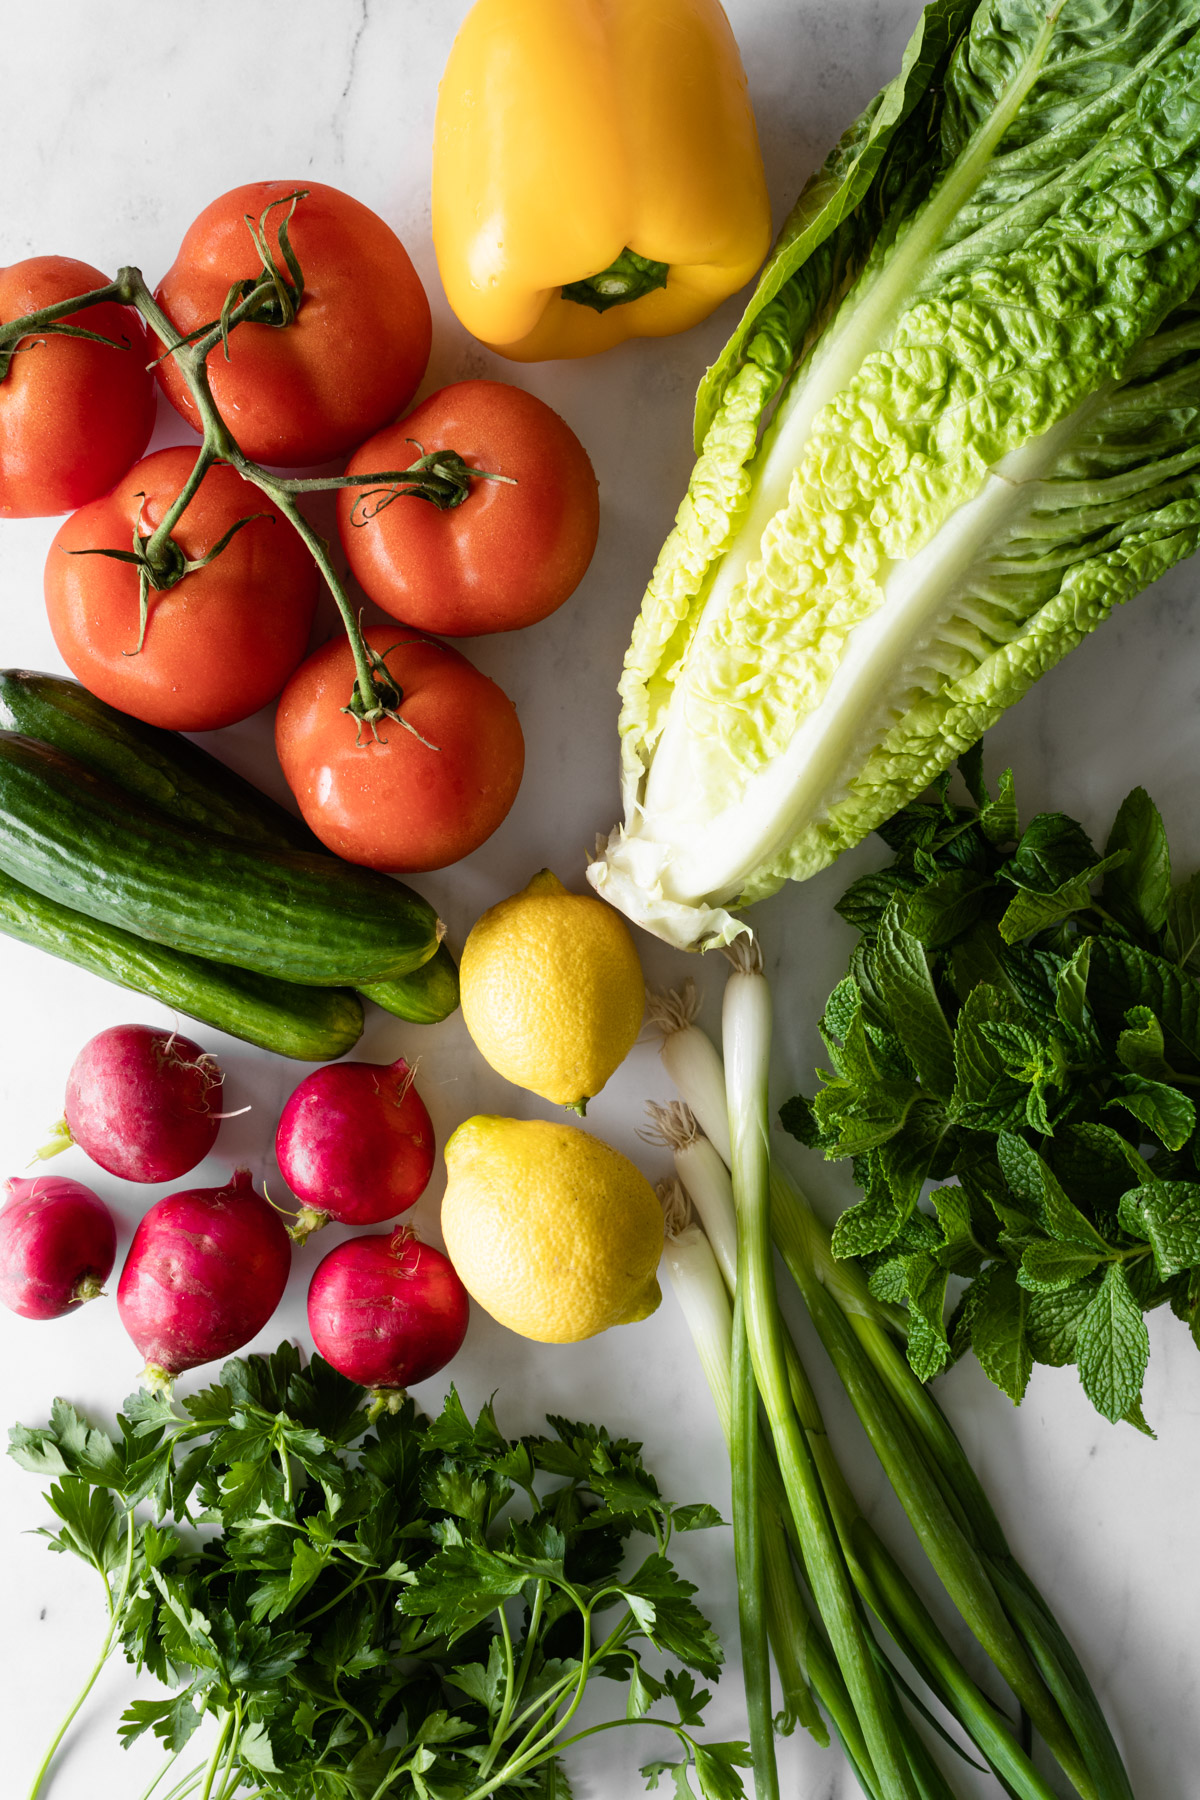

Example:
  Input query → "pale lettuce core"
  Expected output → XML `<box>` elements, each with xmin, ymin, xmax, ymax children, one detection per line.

<box><xmin>589</xmin><ymin>0</ymin><xmax>1200</xmax><ymax>949</ymax></box>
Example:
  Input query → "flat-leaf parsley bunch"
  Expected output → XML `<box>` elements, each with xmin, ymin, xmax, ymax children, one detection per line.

<box><xmin>11</xmin><ymin>1344</ymin><xmax>745</xmax><ymax>1800</ymax></box>
<box><xmin>784</xmin><ymin>747</ymin><xmax>1200</xmax><ymax>1429</ymax></box>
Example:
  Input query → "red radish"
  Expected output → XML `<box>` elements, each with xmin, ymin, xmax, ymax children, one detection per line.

<box><xmin>117</xmin><ymin>1168</ymin><xmax>290</xmax><ymax>1388</ymax></box>
<box><xmin>38</xmin><ymin>1024</ymin><xmax>225</xmax><ymax>1183</ymax></box>
<box><xmin>276</xmin><ymin>1056</ymin><xmax>434</xmax><ymax>1244</ymax></box>
<box><xmin>0</xmin><ymin>1176</ymin><xmax>117</xmax><ymax>1320</ymax></box>
<box><xmin>307</xmin><ymin>1226</ymin><xmax>468</xmax><ymax>1405</ymax></box>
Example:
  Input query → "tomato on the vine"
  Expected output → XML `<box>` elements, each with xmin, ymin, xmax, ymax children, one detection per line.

<box><xmin>154</xmin><ymin>181</ymin><xmax>431</xmax><ymax>467</ymax></box>
<box><xmin>275</xmin><ymin>626</ymin><xmax>525</xmax><ymax>872</ymax></box>
<box><xmin>0</xmin><ymin>257</ymin><xmax>156</xmax><ymax>519</ymax></box>
<box><xmin>45</xmin><ymin>446</ymin><xmax>320</xmax><ymax>732</ymax></box>
<box><xmin>337</xmin><ymin>380</ymin><xmax>599</xmax><ymax>635</ymax></box>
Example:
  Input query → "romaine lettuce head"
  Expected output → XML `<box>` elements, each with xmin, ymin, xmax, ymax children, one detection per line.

<box><xmin>589</xmin><ymin>0</ymin><xmax>1200</xmax><ymax>950</ymax></box>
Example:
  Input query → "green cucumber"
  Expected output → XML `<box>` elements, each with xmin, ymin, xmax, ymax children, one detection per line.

<box><xmin>1</xmin><ymin>671</ymin><xmax>460</xmax><ymax>1023</ymax></box>
<box><xmin>0</xmin><ymin>669</ymin><xmax>319</xmax><ymax>852</ymax></box>
<box><xmin>361</xmin><ymin>942</ymin><xmax>460</xmax><ymax>1025</ymax></box>
<box><xmin>0</xmin><ymin>733</ymin><xmax>442</xmax><ymax>987</ymax></box>
<box><xmin>0</xmin><ymin>864</ymin><xmax>363</xmax><ymax>1059</ymax></box>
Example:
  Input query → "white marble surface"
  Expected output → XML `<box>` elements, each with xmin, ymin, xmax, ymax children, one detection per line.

<box><xmin>2</xmin><ymin>4</ymin><xmax>1199</xmax><ymax>1797</ymax></box>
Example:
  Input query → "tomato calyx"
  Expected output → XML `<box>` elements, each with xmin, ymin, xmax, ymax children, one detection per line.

<box><xmin>346</xmin><ymin>442</ymin><xmax>515</xmax><ymax>524</ymax></box>
<box><xmin>151</xmin><ymin>192</ymin><xmax>310</xmax><ymax>369</ymax></box>
<box><xmin>275</xmin><ymin>440</ymin><xmax>517</xmax><ymax>523</ymax></box>
<box><xmin>66</xmin><ymin>484</ymin><xmax>271</xmax><ymax>653</ymax></box>
<box><xmin>341</xmin><ymin>638</ymin><xmax>441</xmax><ymax>751</ymax></box>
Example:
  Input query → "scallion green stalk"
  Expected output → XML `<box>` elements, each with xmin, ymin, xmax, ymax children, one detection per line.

<box><xmin>660</xmin><ymin>1207</ymin><xmax>825</xmax><ymax>1749</ymax></box>
<box><xmin>722</xmin><ymin>938</ymin><xmax>919</xmax><ymax>1800</ymax></box>
<box><xmin>663</xmin><ymin>1115</ymin><xmax>1062</xmax><ymax>1800</ymax></box>
<box><xmin>656</xmin><ymin>987</ymin><xmax>1131</xmax><ymax>1800</ymax></box>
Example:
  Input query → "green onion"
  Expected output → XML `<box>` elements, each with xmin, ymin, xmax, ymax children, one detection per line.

<box><xmin>654</xmin><ymin>981</ymin><xmax>1135</xmax><ymax>1800</ymax></box>
<box><xmin>722</xmin><ymin>937</ymin><xmax>919</xmax><ymax>1800</ymax></box>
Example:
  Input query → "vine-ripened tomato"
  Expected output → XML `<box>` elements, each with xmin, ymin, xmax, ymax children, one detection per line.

<box><xmin>0</xmin><ymin>257</ymin><xmax>156</xmax><ymax>519</ymax></box>
<box><xmin>45</xmin><ymin>446</ymin><xmax>320</xmax><ymax>731</ymax></box>
<box><xmin>275</xmin><ymin>626</ymin><xmax>525</xmax><ymax>872</ymax></box>
<box><xmin>154</xmin><ymin>181</ymin><xmax>431</xmax><ymax>467</ymax></box>
<box><xmin>337</xmin><ymin>380</ymin><xmax>600</xmax><ymax>635</ymax></box>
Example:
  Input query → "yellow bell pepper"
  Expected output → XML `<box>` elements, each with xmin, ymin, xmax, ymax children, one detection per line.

<box><xmin>432</xmin><ymin>0</ymin><xmax>772</xmax><ymax>361</ymax></box>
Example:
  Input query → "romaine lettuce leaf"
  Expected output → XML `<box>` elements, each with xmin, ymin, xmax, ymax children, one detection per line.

<box><xmin>590</xmin><ymin>0</ymin><xmax>1200</xmax><ymax>951</ymax></box>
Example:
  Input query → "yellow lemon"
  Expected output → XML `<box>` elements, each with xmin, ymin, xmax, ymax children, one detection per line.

<box><xmin>441</xmin><ymin>1115</ymin><xmax>663</xmax><ymax>1343</ymax></box>
<box><xmin>460</xmin><ymin>869</ymin><xmax>644</xmax><ymax>1111</ymax></box>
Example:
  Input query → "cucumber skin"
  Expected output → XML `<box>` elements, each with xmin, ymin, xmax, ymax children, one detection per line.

<box><xmin>2</xmin><ymin>672</ymin><xmax>459</xmax><ymax>1024</ymax></box>
<box><xmin>0</xmin><ymin>670</ymin><xmax>320</xmax><ymax>852</ymax></box>
<box><xmin>361</xmin><ymin>941</ymin><xmax>460</xmax><ymax>1025</ymax></box>
<box><xmin>0</xmin><ymin>865</ymin><xmax>363</xmax><ymax>1059</ymax></box>
<box><xmin>0</xmin><ymin>733</ymin><xmax>440</xmax><ymax>987</ymax></box>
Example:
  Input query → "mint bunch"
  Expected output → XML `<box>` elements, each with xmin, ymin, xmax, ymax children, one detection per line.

<box><xmin>783</xmin><ymin>747</ymin><xmax>1200</xmax><ymax>1429</ymax></box>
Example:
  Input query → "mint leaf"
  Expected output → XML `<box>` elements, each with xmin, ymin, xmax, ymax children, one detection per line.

<box><xmin>1088</xmin><ymin>939</ymin><xmax>1200</xmax><ymax>1075</ymax></box>
<box><xmin>1105</xmin><ymin>1075</ymin><xmax>1196</xmax><ymax>1153</ymax></box>
<box><xmin>1115</xmin><ymin>1006</ymin><xmax>1173</xmax><ymax>1080</ymax></box>
<box><xmin>812</xmin><ymin>1007</ymin><xmax>921</xmax><ymax>1157</ymax></box>
<box><xmin>831</xmin><ymin>1185</ymin><xmax>908</xmax><ymax>1257</ymax></box>
<box><xmin>778</xmin><ymin>1092</ymin><xmax>821</xmax><ymax>1148</ymax></box>
<box><xmin>1018</xmin><ymin>1239</ymin><xmax>1106</xmax><ymax>1294</ymax></box>
<box><xmin>998</xmin><ymin>851</ymin><xmax>1125</xmax><ymax>944</ymax></box>
<box><xmin>1076</xmin><ymin>1265</ymin><xmax>1149</xmax><ymax>1423</ymax></box>
<box><xmin>931</xmin><ymin>1183</ymin><xmax>983</xmax><ymax>1276</ymax></box>
<box><xmin>1054</xmin><ymin>937</ymin><xmax>1094</xmax><ymax>1038</ymax></box>
<box><xmin>1102</xmin><ymin>787</ymin><xmax>1171</xmax><ymax>939</ymax></box>
<box><xmin>1026</xmin><ymin>1280</ymin><xmax>1101</xmax><ymax>1367</ymax></box>
<box><xmin>835</xmin><ymin>868</ymin><xmax>921</xmax><ymax>935</ymax></box>
<box><xmin>873</xmin><ymin>901</ymin><xmax>956</xmax><ymax>1095</ymax></box>
<box><xmin>997</xmin><ymin>1134</ymin><xmax>1109</xmax><ymax>1251</ymax></box>
<box><xmin>903</xmin><ymin>868</ymin><xmax>992</xmax><ymax>948</ymax></box>
<box><xmin>978</xmin><ymin>768</ymin><xmax>1018</xmax><ymax>846</ymax></box>
<box><xmin>1117</xmin><ymin>1182</ymin><xmax>1200</xmax><ymax>1277</ymax></box>
<box><xmin>1165</xmin><ymin>869</ymin><xmax>1200</xmax><ymax>972</ymax></box>
<box><xmin>957</xmin><ymin>740</ymin><xmax>986</xmax><ymax>807</ymax></box>
<box><xmin>1056</xmin><ymin>1122</ymin><xmax>1149</xmax><ymax>1208</ymax></box>
<box><xmin>1003</xmin><ymin>812</ymin><xmax>1099</xmax><ymax>895</ymax></box>
<box><xmin>969</xmin><ymin>1263</ymin><xmax>1031</xmax><ymax>1404</ymax></box>
<box><xmin>952</xmin><ymin>984</ymin><xmax>1031</xmax><ymax>1131</ymax></box>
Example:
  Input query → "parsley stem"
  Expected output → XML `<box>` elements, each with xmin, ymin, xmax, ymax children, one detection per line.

<box><xmin>513</xmin><ymin>1577</ymin><xmax>546</xmax><ymax>1702</ymax></box>
<box><xmin>478</xmin><ymin>1604</ymin><xmax>518</xmax><ymax>1778</ymax></box>
<box><xmin>331</xmin><ymin>1674</ymin><xmax>374</xmax><ymax>1740</ymax></box>
<box><xmin>26</xmin><ymin>1507</ymin><xmax>136</xmax><ymax>1800</ymax></box>
<box><xmin>198</xmin><ymin>1712</ymin><xmax>234</xmax><ymax>1800</ymax></box>
<box><xmin>133</xmin><ymin>1748</ymin><xmax>185</xmax><ymax>1800</ymax></box>
<box><xmin>467</xmin><ymin>1610</ymin><xmax>641</xmax><ymax>1800</ymax></box>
